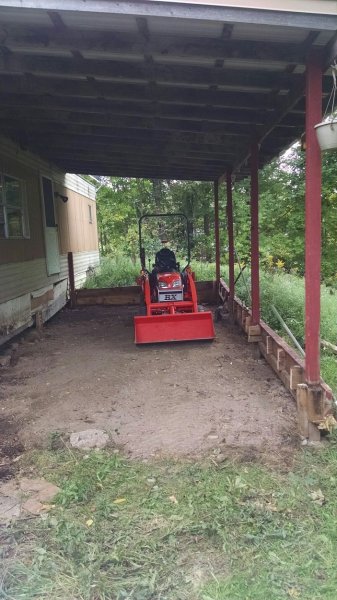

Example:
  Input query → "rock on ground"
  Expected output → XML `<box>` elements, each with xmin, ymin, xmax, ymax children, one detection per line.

<box><xmin>0</xmin><ymin>477</ymin><xmax>60</xmax><ymax>522</ymax></box>
<box><xmin>0</xmin><ymin>495</ymin><xmax>21</xmax><ymax>521</ymax></box>
<box><xmin>70</xmin><ymin>429</ymin><xmax>109</xmax><ymax>449</ymax></box>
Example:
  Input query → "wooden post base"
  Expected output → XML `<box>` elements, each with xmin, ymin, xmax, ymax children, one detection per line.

<box><xmin>248</xmin><ymin>324</ymin><xmax>262</xmax><ymax>343</ymax></box>
<box><xmin>296</xmin><ymin>383</ymin><xmax>324</xmax><ymax>441</ymax></box>
<box><xmin>35</xmin><ymin>311</ymin><xmax>44</xmax><ymax>331</ymax></box>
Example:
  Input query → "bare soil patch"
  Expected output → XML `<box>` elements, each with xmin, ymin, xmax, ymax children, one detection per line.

<box><xmin>0</xmin><ymin>306</ymin><xmax>297</xmax><ymax>460</ymax></box>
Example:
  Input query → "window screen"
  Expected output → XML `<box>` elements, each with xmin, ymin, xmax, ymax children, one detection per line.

<box><xmin>0</xmin><ymin>174</ymin><xmax>28</xmax><ymax>239</ymax></box>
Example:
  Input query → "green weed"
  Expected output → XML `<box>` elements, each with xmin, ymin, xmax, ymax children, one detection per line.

<box><xmin>85</xmin><ymin>255</ymin><xmax>140</xmax><ymax>288</ymax></box>
<box><xmin>2</xmin><ymin>442</ymin><xmax>337</xmax><ymax>600</ymax></box>
<box><xmin>84</xmin><ymin>255</ymin><xmax>217</xmax><ymax>288</ymax></box>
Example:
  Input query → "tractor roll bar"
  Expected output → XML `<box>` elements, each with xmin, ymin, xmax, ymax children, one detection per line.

<box><xmin>138</xmin><ymin>213</ymin><xmax>191</xmax><ymax>270</ymax></box>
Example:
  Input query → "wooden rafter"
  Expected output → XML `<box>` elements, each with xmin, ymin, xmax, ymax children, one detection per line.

<box><xmin>0</xmin><ymin>1</ymin><xmax>335</xmax><ymax>179</ymax></box>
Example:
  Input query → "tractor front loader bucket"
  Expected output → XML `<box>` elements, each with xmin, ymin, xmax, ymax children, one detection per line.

<box><xmin>134</xmin><ymin>311</ymin><xmax>215</xmax><ymax>344</ymax></box>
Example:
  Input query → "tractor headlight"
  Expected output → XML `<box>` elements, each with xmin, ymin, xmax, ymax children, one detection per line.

<box><xmin>158</xmin><ymin>281</ymin><xmax>168</xmax><ymax>288</ymax></box>
<box><xmin>172</xmin><ymin>279</ymin><xmax>181</xmax><ymax>288</ymax></box>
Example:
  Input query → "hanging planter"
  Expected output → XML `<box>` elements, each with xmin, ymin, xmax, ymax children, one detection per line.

<box><xmin>315</xmin><ymin>118</ymin><xmax>337</xmax><ymax>151</ymax></box>
<box><xmin>315</xmin><ymin>62</ymin><xmax>337</xmax><ymax>152</ymax></box>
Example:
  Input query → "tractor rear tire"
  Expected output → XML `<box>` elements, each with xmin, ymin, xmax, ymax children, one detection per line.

<box><xmin>139</xmin><ymin>294</ymin><xmax>147</xmax><ymax>316</ymax></box>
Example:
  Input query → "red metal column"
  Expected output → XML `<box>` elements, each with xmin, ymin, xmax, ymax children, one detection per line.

<box><xmin>250</xmin><ymin>141</ymin><xmax>260</xmax><ymax>325</ymax></box>
<box><xmin>305</xmin><ymin>54</ymin><xmax>322</xmax><ymax>385</ymax></box>
<box><xmin>214</xmin><ymin>180</ymin><xmax>221</xmax><ymax>284</ymax></box>
<box><xmin>226</xmin><ymin>169</ymin><xmax>235</xmax><ymax>308</ymax></box>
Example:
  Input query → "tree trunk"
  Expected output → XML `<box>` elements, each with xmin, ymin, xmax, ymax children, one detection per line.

<box><xmin>152</xmin><ymin>179</ymin><xmax>165</xmax><ymax>239</ymax></box>
<box><xmin>203</xmin><ymin>214</ymin><xmax>210</xmax><ymax>236</ymax></box>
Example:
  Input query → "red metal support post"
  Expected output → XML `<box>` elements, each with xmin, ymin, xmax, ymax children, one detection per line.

<box><xmin>305</xmin><ymin>53</ymin><xmax>322</xmax><ymax>385</ymax></box>
<box><xmin>226</xmin><ymin>169</ymin><xmax>235</xmax><ymax>313</ymax></box>
<box><xmin>250</xmin><ymin>141</ymin><xmax>260</xmax><ymax>325</ymax></box>
<box><xmin>214</xmin><ymin>179</ymin><xmax>221</xmax><ymax>285</ymax></box>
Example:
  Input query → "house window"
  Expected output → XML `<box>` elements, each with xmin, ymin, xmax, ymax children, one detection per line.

<box><xmin>0</xmin><ymin>174</ymin><xmax>29</xmax><ymax>239</ymax></box>
<box><xmin>88</xmin><ymin>204</ymin><xmax>93</xmax><ymax>224</ymax></box>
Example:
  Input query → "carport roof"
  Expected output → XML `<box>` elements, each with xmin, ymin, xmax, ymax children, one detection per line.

<box><xmin>0</xmin><ymin>0</ymin><xmax>336</xmax><ymax>180</ymax></box>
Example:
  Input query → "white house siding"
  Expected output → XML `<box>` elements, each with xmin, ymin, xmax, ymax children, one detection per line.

<box><xmin>0</xmin><ymin>250</ymin><xmax>100</xmax><ymax>345</ymax></box>
<box><xmin>0</xmin><ymin>134</ymin><xmax>99</xmax><ymax>346</ymax></box>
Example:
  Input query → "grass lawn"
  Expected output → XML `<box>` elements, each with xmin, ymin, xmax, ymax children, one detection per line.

<box><xmin>2</xmin><ymin>440</ymin><xmax>337</xmax><ymax>600</ymax></box>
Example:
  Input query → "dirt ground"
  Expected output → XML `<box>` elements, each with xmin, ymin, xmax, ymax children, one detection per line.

<box><xmin>0</xmin><ymin>306</ymin><xmax>297</xmax><ymax>462</ymax></box>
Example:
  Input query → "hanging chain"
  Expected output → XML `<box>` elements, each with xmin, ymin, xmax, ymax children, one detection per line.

<box><xmin>323</xmin><ymin>61</ymin><xmax>337</xmax><ymax>120</ymax></box>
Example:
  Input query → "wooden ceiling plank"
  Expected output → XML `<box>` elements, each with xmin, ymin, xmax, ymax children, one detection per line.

<box><xmin>0</xmin><ymin>27</ymin><xmax>311</xmax><ymax>65</ymax></box>
<box><xmin>0</xmin><ymin>75</ymin><xmax>280</xmax><ymax>109</ymax></box>
<box><xmin>0</xmin><ymin>1</ymin><xmax>336</xmax><ymax>31</ymax></box>
<box><xmin>0</xmin><ymin>95</ymin><xmax>268</xmax><ymax>124</ymax></box>
<box><xmin>0</xmin><ymin>53</ymin><xmax>302</xmax><ymax>90</ymax></box>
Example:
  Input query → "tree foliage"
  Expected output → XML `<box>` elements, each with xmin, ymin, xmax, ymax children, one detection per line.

<box><xmin>232</xmin><ymin>145</ymin><xmax>337</xmax><ymax>282</ymax></box>
<box><xmin>93</xmin><ymin>145</ymin><xmax>337</xmax><ymax>283</ymax></box>
<box><xmin>95</xmin><ymin>177</ymin><xmax>225</xmax><ymax>264</ymax></box>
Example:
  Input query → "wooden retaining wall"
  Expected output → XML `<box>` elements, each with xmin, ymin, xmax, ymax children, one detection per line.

<box><xmin>219</xmin><ymin>278</ymin><xmax>334</xmax><ymax>439</ymax></box>
<box><xmin>76</xmin><ymin>280</ymin><xmax>215</xmax><ymax>306</ymax></box>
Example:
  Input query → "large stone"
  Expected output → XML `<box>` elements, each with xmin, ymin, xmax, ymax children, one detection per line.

<box><xmin>22</xmin><ymin>498</ymin><xmax>45</xmax><ymax>515</ymax></box>
<box><xmin>0</xmin><ymin>480</ymin><xmax>20</xmax><ymax>497</ymax></box>
<box><xmin>70</xmin><ymin>429</ymin><xmax>109</xmax><ymax>449</ymax></box>
<box><xmin>0</xmin><ymin>477</ymin><xmax>60</xmax><ymax>522</ymax></box>
<box><xmin>0</xmin><ymin>495</ymin><xmax>21</xmax><ymax>522</ymax></box>
<box><xmin>20</xmin><ymin>478</ymin><xmax>60</xmax><ymax>502</ymax></box>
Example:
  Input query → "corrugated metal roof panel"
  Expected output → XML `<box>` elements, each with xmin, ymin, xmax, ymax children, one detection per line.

<box><xmin>0</xmin><ymin>7</ymin><xmax>51</xmax><ymax>26</ymax></box>
<box><xmin>60</xmin><ymin>11</ymin><xmax>138</xmax><ymax>33</ymax></box>
<box><xmin>145</xmin><ymin>0</ymin><xmax>337</xmax><ymax>16</ymax></box>
<box><xmin>314</xmin><ymin>30</ymin><xmax>337</xmax><ymax>46</ymax></box>
<box><xmin>156</xmin><ymin>55</ymin><xmax>288</xmax><ymax>71</ymax></box>
<box><xmin>147</xmin><ymin>16</ymin><xmax>224</xmax><ymax>38</ymax></box>
<box><xmin>11</xmin><ymin>48</ymin><xmax>72</xmax><ymax>58</ymax></box>
<box><xmin>233</xmin><ymin>23</ymin><xmax>309</xmax><ymax>43</ymax></box>
<box><xmin>156</xmin><ymin>55</ymin><xmax>216</xmax><ymax>67</ymax></box>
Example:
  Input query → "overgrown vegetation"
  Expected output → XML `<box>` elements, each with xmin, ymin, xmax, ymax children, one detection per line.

<box><xmin>92</xmin><ymin>147</ymin><xmax>337</xmax><ymax>285</ymax></box>
<box><xmin>233</xmin><ymin>268</ymin><xmax>337</xmax><ymax>393</ymax></box>
<box><xmin>3</xmin><ymin>442</ymin><xmax>337</xmax><ymax>600</ymax></box>
<box><xmin>85</xmin><ymin>255</ymin><xmax>217</xmax><ymax>288</ymax></box>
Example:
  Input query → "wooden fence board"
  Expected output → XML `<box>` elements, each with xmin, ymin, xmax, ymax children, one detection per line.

<box><xmin>76</xmin><ymin>280</ymin><xmax>215</xmax><ymax>306</ymax></box>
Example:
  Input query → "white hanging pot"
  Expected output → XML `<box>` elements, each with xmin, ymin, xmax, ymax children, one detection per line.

<box><xmin>315</xmin><ymin>119</ymin><xmax>337</xmax><ymax>152</ymax></box>
<box><xmin>316</xmin><ymin>63</ymin><xmax>337</xmax><ymax>152</ymax></box>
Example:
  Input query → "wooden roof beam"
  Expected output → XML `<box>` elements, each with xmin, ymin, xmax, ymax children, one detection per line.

<box><xmin>31</xmin><ymin>148</ymin><xmax>232</xmax><ymax>167</ymax></box>
<box><xmin>0</xmin><ymin>1</ymin><xmax>336</xmax><ymax>31</ymax></box>
<box><xmin>56</xmin><ymin>158</ymin><xmax>220</xmax><ymax>173</ymax></box>
<box><xmin>2</xmin><ymin>122</ymin><xmax>292</xmax><ymax>146</ymax></box>
<box><xmin>27</xmin><ymin>138</ymin><xmax>238</xmax><ymax>157</ymax></box>
<box><xmin>0</xmin><ymin>53</ymin><xmax>303</xmax><ymax>89</ymax></box>
<box><xmin>47</xmin><ymin>11</ymin><xmax>66</xmax><ymax>30</ymax></box>
<box><xmin>0</xmin><ymin>97</ymin><xmax>269</xmax><ymax>125</ymax></box>
<box><xmin>0</xmin><ymin>110</ymin><xmax>267</xmax><ymax>134</ymax></box>
<box><xmin>0</xmin><ymin>27</ymin><xmax>313</xmax><ymax>66</ymax></box>
<box><xmin>324</xmin><ymin>31</ymin><xmax>337</xmax><ymax>68</ymax></box>
<box><xmin>57</xmin><ymin>167</ymin><xmax>217</xmax><ymax>181</ymax></box>
<box><xmin>0</xmin><ymin>76</ymin><xmax>279</xmax><ymax>109</ymax></box>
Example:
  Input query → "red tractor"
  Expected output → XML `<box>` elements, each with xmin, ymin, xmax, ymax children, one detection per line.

<box><xmin>134</xmin><ymin>213</ymin><xmax>215</xmax><ymax>344</ymax></box>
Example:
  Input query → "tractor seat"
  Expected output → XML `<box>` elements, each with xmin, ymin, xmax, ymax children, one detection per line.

<box><xmin>154</xmin><ymin>248</ymin><xmax>179</xmax><ymax>272</ymax></box>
